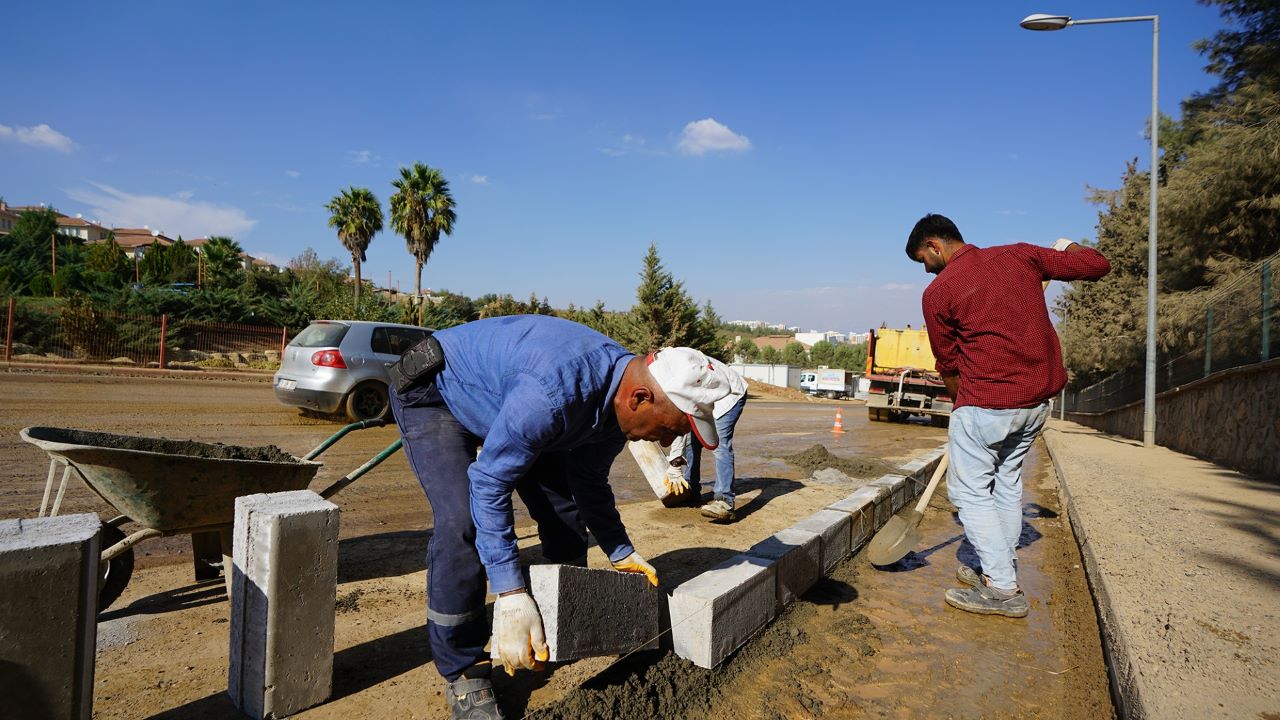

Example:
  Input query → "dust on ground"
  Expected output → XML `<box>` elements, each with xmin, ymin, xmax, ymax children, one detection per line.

<box><xmin>782</xmin><ymin>443</ymin><xmax>897</xmax><ymax>478</ymax></box>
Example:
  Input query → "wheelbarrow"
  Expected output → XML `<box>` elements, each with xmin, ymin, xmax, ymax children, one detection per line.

<box><xmin>20</xmin><ymin>420</ymin><xmax>403</xmax><ymax>611</ymax></box>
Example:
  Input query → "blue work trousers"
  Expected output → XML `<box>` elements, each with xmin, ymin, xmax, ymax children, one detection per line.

<box><xmin>682</xmin><ymin>394</ymin><xmax>747</xmax><ymax>507</ymax></box>
<box><xmin>391</xmin><ymin>382</ymin><xmax>589</xmax><ymax>682</ymax></box>
<box><xmin>946</xmin><ymin>402</ymin><xmax>1050</xmax><ymax>591</ymax></box>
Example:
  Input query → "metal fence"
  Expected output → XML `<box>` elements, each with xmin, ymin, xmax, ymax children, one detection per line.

<box><xmin>1066</xmin><ymin>252</ymin><xmax>1278</xmax><ymax>413</ymax></box>
<box><xmin>2</xmin><ymin>298</ymin><xmax>288</xmax><ymax>370</ymax></box>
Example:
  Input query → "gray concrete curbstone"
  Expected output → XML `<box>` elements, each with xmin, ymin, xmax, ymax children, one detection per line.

<box><xmin>789</xmin><ymin>509</ymin><xmax>853</xmax><ymax>574</ymax></box>
<box><xmin>826</xmin><ymin>493</ymin><xmax>874</xmax><ymax>551</ymax></box>
<box><xmin>0</xmin><ymin>513</ymin><xmax>100</xmax><ymax>720</ymax></box>
<box><xmin>229</xmin><ymin>490</ymin><xmax>339</xmax><ymax>720</ymax></box>
<box><xmin>529</xmin><ymin>564</ymin><xmax>660</xmax><ymax>662</ymax></box>
<box><xmin>743</xmin><ymin>528</ymin><xmax>822</xmax><ymax>609</ymax></box>
<box><xmin>668</xmin><ymin>555</ymin><xmax>776</xmax><ymax>669</ymax></box>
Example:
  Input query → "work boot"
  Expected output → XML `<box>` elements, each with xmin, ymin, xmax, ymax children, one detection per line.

<box><xmin>956</xmin><ymin>564</ymin><xmax>981</xmax><ymax>588</ymax></box>
<box><xmin>944</xmin><ymin>583</ymin><xmax>1029</xmax><ymax>618</ymax></box>
<box><xmin>699</xmin><ymin>498</ymin><xmax>736</xmax><ymax>523</ymax></box>
<box><xmin>446</xmin><ymin>676</ymin><xmax>504</xmax><ymax>720</ymax></box>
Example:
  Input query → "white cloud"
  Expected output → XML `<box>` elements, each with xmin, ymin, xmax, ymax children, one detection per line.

<box><xmin>0</xmin><ymin>123</ymin><xmax>75</xmax><ymax>152</ymax></box>
<box><xmin>285</xmin><ymin>169</ymin><xmax>301</xmax><ymax>178</ymax></box>
<box><xmin>601</xmin><ymin>133</ymin><xmax>665</xmax><ymax>157</ymax></box>
<box><xmin>66</xmin><ymin>182</ymin><xmax>257</xmax><ymax>239</ymax></box>
<box><xmin>470</xmin><ymin>174</ymin><xmax>488</xmax><ymax>185</ymax></box>
<box><xmin>677</xmin><ymin>118</ymin><xmax>751</xmax><ymax>156</ymax></box>
<box><xmin>879</xmin><ymin>282</ymin><xmax>915</xmax><ymax>291</ymax></box>
<box><xmin>346</xmin><ymin>150</ymin><xmax>379</xmax><ymax>165</ymax></box>
<box><xmin>173</xmin><ymin>190</ymin><xmax>194</xmax><ymax>200</ymax></box>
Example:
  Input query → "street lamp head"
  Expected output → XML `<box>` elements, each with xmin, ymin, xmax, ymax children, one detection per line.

<box><xmin>1020</xmin><ymin>13</ymin><xmax>1073</xmax><ymax>31</ymax></box>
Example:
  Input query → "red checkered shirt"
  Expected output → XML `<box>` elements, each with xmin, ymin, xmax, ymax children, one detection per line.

<box><xmin>922</xmin><ymin>242</ymin><xmax>1110</xmax><ymax>410</ymax></box>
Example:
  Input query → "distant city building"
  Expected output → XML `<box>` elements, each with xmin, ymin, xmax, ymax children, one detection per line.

<box><xmin>794</xmin><ymin>330</ymin><xmax>848</xmax><ymax>347</ymax></box>
<box><xmin>727</xmin><ymin>320</ymin><xmax>788</xmax><ymax>331</ymax></box>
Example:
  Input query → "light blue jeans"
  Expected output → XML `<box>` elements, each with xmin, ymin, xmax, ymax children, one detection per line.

<box><xmin>947</xmin><ymin>403</ymin><xmax>1050</xmax><ymax>591</ymax></box>
<box><xmin>682</xmin><ymin>394</ymin><xmax>747</xmax><ymax>508</ymax></box>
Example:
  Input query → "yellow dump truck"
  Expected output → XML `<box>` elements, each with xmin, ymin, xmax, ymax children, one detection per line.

<box><xmin>864</xmin><ymin>328</ymin><xmax>952</xmax><ymax>427</ymax></box>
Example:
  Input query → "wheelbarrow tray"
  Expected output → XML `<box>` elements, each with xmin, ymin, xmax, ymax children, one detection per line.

<box><xmin>20</xmin><ymin>426</ymin><xmax>322</xmax><ymax>533</ymax></box>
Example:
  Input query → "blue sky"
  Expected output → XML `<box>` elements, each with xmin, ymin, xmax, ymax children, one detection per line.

<box><xmin>2</xmin><ymin>1</ymin><xmax>1225</xmax><ymax>331</ymax></box>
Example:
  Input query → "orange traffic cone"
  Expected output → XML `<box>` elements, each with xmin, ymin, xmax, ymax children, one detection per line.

<box><xmin>831</xmin><ymin>408</ymin><xmax>846</xmax><ymax>434</ymax></box>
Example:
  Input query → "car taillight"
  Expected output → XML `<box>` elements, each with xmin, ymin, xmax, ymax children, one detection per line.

<box><xmin>311</xmin><ymin>350</ymin><xmax>346</xmax><ymax>368</ymax></box>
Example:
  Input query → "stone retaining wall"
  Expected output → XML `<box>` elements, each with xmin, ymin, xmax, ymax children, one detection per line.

<box><xmin>1066</xmin><ymin>358</ymin><xmax>1280</xmax><ymax>482</ymax></box>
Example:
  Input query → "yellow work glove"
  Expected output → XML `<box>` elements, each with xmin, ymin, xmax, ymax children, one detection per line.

<box><xmin>662</xmin><ymin>467</ymin><xmax>690</xmax><ymax>496</ymax></box>
<box><xmin>611</xmin><ymin>551</ymin><xmax>660</xmax><ymax>587</ymax></box>
<box><xmin>490</xmin><ymin>590</ymin><xmax>549</xmax><ymax>676</ymax></box>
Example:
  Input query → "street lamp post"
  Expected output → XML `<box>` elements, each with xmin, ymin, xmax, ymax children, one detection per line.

<box><xmin>1021</xmin><ymin>12</ymin><xmax>1160</xmax><ymax>448</ymax></box>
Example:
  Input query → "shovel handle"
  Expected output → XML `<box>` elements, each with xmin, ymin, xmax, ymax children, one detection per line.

<box><xmin>912</xmin><ymin>452</ymin><xmax>950</xmax><ymax>514</ymax></box>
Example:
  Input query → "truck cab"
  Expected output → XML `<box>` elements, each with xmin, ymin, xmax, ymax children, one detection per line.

<box><xmin>799</xmin><ymin>371</ymin><xmax>818</xmax><ymax>394</ymax></box>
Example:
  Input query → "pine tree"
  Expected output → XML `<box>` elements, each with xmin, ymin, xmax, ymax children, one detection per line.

<box><xmin>620</xmin><ymin>244</ymin><xmax>712</xmax><ymax>354</ymax></box>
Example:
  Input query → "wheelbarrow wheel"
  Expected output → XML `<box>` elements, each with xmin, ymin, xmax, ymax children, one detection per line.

<box><xmin>98</xmin><ymin>524</ymin><xmax>135</xmax><ymax>611</ymax></box>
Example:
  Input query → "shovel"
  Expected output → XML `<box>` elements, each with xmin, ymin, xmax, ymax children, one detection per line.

<box><xmin>867</xmin><ymin>452</ymin><xmax>949</xmax><ymax>566</ymax></box>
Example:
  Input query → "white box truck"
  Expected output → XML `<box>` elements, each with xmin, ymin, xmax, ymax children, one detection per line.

<box><xmin>808</xmin><ymin>367</ymin><xmax>856</xmax><ymax>399</ymax></box>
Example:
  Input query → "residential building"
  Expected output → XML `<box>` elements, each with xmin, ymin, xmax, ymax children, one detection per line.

<box><xmin>0</xmin><ymin>202</ymin><xmax>19</xmax><ymax>235</ymax></box>
<box><xmin>110</xmin><ymin>227</ymin><xmax>175</xmax><ymax>260</ymax></box>
<box><xmin>56</xmin><ymin>215</ymin><xmax>111</xmax><ymax>243</ymax></box>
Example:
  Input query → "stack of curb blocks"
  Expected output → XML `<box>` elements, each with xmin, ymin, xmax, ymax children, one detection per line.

<box><xmin>669</xmin><ymin>445</ymin><xmax>946</xmax><ymax>668</ymax></box>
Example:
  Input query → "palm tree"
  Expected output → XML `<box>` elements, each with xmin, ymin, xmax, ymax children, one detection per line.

<box><xmin>326</xmin><ymin>187</ymin><xmax>384</xmax><ymax>306</ymax></box>
<box><xmin>389</xmin><ymin>162</ymin><xmax>456</xmax><ymax>308</ymax></box>
<box><xmin>202</xmin><ymin>236</ymin><xmax>244</xmax><ymax>288</ymax></box>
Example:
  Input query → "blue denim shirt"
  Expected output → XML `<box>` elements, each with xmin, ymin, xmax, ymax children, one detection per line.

<box><xmin>432</xmin><ymin>315</ymin><xmax>637</xmax><ymax>593</ymax></box>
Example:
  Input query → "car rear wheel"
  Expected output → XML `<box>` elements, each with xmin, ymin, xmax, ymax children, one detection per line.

<box><xmin>345</xmin><ymin>381</ymin><xmax>390</xmax><ymax>422</ymax></box>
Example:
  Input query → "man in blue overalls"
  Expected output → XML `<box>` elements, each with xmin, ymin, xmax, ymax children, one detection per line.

<box><xmin>390</xmin><ymin>315</ymin><xmax>731</xmax><ymax>720</ymax></box>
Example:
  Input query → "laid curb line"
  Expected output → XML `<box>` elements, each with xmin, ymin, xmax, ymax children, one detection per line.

<box><xmin>1042</xmin><ymin>429</ymin><xmax>1142</xmax><ymax>720</ymax></box>
<box><xmin>661</xmin><ymin>442</ymin><xmax>948</xmax><ymax>669</ymax></box>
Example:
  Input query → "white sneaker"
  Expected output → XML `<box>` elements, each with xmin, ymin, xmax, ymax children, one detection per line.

<box><xmin>699</xmin><ymin>499</ymin><xmax>735</xmax><ymax>522</ymax></box>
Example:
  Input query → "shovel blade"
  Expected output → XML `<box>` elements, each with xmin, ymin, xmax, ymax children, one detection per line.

<box><xmin>867</xmin><ymin>510</ymin><xmax>925</xmax><ymax>566</ymax></box>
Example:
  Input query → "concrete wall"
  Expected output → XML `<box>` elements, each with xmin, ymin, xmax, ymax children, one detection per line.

<box><xmin>730</xmin><ymin>363</ymin><xmax>802</xmax><ymax>389</ymax></box>
<box><xmin>1067</xmin><ymin>358</ymin><xmax>1279</xmax><ymax>482</ymax></box>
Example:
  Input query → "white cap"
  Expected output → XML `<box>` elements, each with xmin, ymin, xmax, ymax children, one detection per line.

<box><xmin>646</xmin><ymin>347</ymin><xmax>731</xmax><ymax>449</ymax></box>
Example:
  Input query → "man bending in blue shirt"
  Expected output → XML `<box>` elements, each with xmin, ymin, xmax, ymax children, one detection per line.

<box><xmin>390</xmin><ymin>315</ymin><xmax>731</xmax><ymax>720</ymax></box>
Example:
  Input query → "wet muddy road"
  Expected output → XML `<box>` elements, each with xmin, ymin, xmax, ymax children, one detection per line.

<box><xmin>0</xmin><ymin>372</ymin><xmax>1113</xmax><ymax>718</ymax></box>
<box><xmin>536</xmin><ymin>442</ymin><xmax>1116</xmax><ymax>720</ymax></box>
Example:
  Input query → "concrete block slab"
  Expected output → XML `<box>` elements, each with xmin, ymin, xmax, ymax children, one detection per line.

<box><xmin>744</xmin><ymin>527</ymin><xmax>822</xmax><ymax>608</ymax></box>
<box><xmin>668</xmin><ymin>555</ymin><xmax>775</xmax><ymax>669</ymax></box>
<box><xmin>789</xmin><ymin>509</ymin><xmax>853</xmax><ymax>574</ymax></box>
<box><xmin>0</xmin><ymin>514</ymin><xmax>100</xmax><ymax>720</ymax></box>
<box><xmin>859</xmin><ymin>481</ymin><xmax>895</xmax><ymax>530</ymax></box>
<box><xmin>827</xmin><ymin>493</ymin><xmax>875</xmax><ymax>551</ymax></box>
<box><xmin>529</xmin><ymin>564</ymin><xmax>660</xmax><ymax>661</ymax></box>
<box><xmin>229</xmin><ymin>490</ymin><xmax>339</xmax><ymax>719</ymax></box>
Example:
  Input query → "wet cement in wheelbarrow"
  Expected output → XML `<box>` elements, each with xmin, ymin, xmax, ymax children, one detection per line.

<box><xmin>51</xmin><ymin>428</ymin><xmax>296</xmax><ymax>463</ymax></box>
<box><xmin>782</xmin><ymin>444</ymin><xmax>897</xmax><ymax>478</ymax></box>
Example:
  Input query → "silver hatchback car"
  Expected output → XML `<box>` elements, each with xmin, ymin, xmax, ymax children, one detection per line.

<box><xmin>273</xmin><ymin>320</ymin><xmax>432</xmax><ymax>421</ymax></box>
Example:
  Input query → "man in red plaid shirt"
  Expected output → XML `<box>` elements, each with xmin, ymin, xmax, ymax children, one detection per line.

<box><xmin>907</xmin><ymin>213</ymin><xmax>1110</xmax><ymax>618</ymax></box>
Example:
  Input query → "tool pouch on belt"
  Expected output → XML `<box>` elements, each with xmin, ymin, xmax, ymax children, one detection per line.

<box><xmin>388</xmin><ymin>334</ymin><xmax>445</xmax><ymax>395</ymax></box>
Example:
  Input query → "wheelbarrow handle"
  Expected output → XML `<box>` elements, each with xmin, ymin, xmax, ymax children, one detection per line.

<box><xmin>303</xmin><ymin>418</ymin><xmax>390</xmax><ymax>461</ymax></box>
<box><xmin>318</xmin><ymin>438</ymin><xmax>403</xmax><ymax>500</ymax></box>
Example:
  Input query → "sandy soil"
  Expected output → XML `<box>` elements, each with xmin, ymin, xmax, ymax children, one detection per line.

<box><xmin>0</xmin><ymin>372</ymin><xmax>1113</xmax><ymax>719</ymax></box>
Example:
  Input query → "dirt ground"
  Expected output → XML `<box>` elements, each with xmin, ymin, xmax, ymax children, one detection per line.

<box><xmin>0</xmin><ymin>372</ymin><xmax>1114</xmax><ymax>719</ymax></box>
